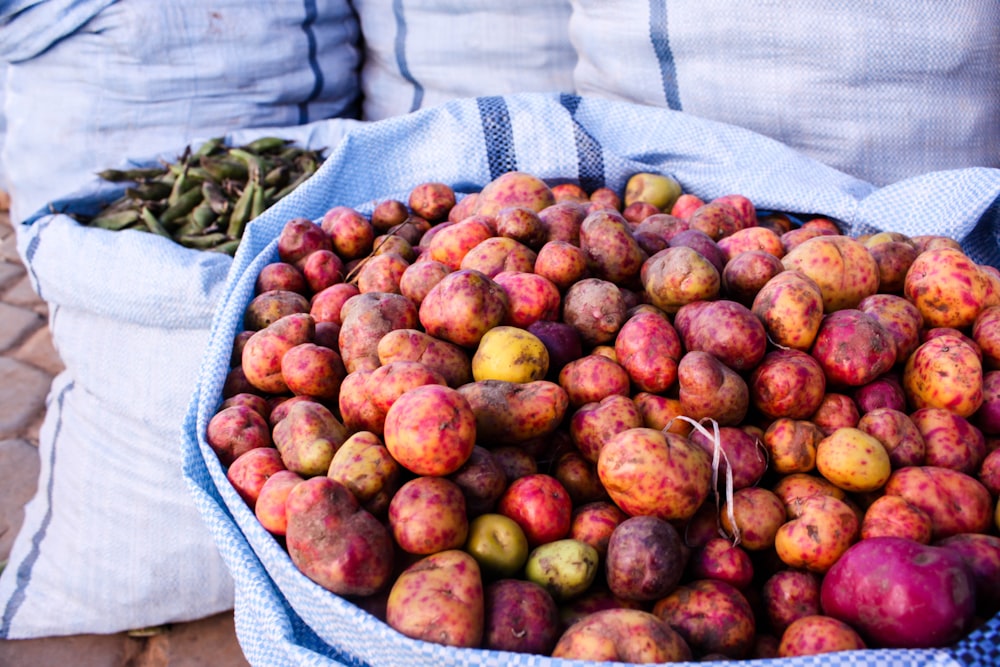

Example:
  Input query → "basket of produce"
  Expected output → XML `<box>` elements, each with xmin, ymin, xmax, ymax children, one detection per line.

<box><xmin>181</xmin><ymin>92</ymin><xmax>1000</xmax><ymax>666</ymax></box>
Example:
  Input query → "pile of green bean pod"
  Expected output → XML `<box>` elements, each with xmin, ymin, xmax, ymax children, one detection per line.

<box><xmin>75</xmin><ymin>137</ymin><xmax>325</xmax><ymax>254</ymax></box>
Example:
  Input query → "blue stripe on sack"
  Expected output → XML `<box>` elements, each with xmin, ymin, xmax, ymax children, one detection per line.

<box><xmin>0</xmin><ymin>380</ymin><xmax>73</xmax><ymax>637</ymax></box>
<box><xmin>393</xmin><ymin>0</ymin><xmax>423</xmax><ymax>113</ymax></box>
<box><xmin>477</xmin><ymin>96</ymin><xmax>517</xmax><ymax>180</ymax></box>
<box><xmin>297</xmin><ymin>0</ymin><xmax>324</xmax><ymax>124</ymax></box>
<box><xmin>649</xmin><ymin>0</ymin><xmax>682</xmax><ymax>110</ymax></box>
<box><xmin>21</xmin><ymin>216</ymin><xmax>53</xmax><ymax>302</ymax></box>
<box><xmin>559</xmin><ymin>93</ymin><xmax>606</xmax><ymax>193</ymax></box>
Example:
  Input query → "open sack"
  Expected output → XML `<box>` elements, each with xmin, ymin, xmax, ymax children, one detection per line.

<box><xmin>182</xmin><ymin>93</ymin><xmax>1000</xmax><ymax>667</ymax></box>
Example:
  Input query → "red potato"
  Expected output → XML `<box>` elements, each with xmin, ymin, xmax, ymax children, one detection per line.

<box><xmin>383</xmin><ymin>384</ymin><xmax>476</xmax><ymax>476</ymax></box>
<box><xmin>904</xmin><ymin>246</ymin><xmax>990</xmax><ymax>329</ymax></box>
<box><xmin>714</xmin><ymin>194</ymin><xmax>757</xmax><ymax>230</ymax></box>
<box><xmin>721</xmin><ymin>249</ymin><xmax>785</xmax><ymax>306</ymax></box>
<box><xmin>910</xmin><ymin>407</ymin><xmax>987</xmax><ymax>475</ymax></box>
<box><xmin>319</xmin><ymin>205</ymin><xmax>374</xmax><ymax>260</ymax></box>
<box><xmin>674</xmin><ymin>299</ymin><xmax>767</xmax><ymax>372</ymax></box>
<box><xmin>598</xmin><ymin>427</ymin><xmax>712</xmax><ymax>522</ymax></box>
<box><xmin>689</xmin><ymin>425</ymin><xmax>767</xmax><ymax>491</ymax></box>
<box><xmin>641</xmin><ymin>245</ymin><xmax>721</xmax><ymax>314</ymax></box>
<box><xmin>300</xmin><ymin>249</ymin><xmax>346</xmax><ymax>293</ymax></box>
<box><xmin>423</xmin><ymin>217</ymin><xmax>494</xmax><ymax>270</ymax></box>
<box><xmin>810</xmin><ymin>392</ymin><xmax>861</xmax><ymax>436</ymax></box>
<box><xmin>973</xmin><ymin>304</ymin><xmax>1000</xmax><ymax>369</ymax></box>
<box><xmin>632</xmin><ymin>213</ymin><xmax>689</xmax><ymax>250</ymax></box>
<box><xmin>605</xmin><ymin>515</ymin><xmax>685</xmax><ymax>602</ymax></box>
<box><xmin>561</xmin><ymin>277</ymin><xmax>628</xmax><ymax>346</ymax></box>
<box><xmin>866</xmin><ymin>237</ymin><xmax>919</xmax><ymax>295</ymax></box>
<box><xmin>857</xmin><ymin>292</ymin><xmax>924</xmax><ymax>365</ymax></box>
<box><xmin>483</xmin><ymin>579</ymin><xmax>560</xmax><ymax>654</ymax></box>
<box><xmin>750</xmin><ymin>269</ymin><xmax>825</xmax><ymax>351</ymax></box>
<box><xmin>389</xmin><ymin>476</ymin><xmax>468</xmax><ymax>555</ymax></box>
<box><xmin>457</xmin><ymin>379</ymin><xmax>569</xmax><ymax>445</ymax></box>
<box><xmin>280</xmin><ymin>342</ymin><xmax>346</xmax><ymax>401</ymax></box>
<box><xmin>903</xmin><ymin>334</ymin><xmax>984</xmax><ymax>418</ymax></box>
<box><xmin>370</xmin><ymin>198</ymin><xmax>408</xmax><ymax>232</ymax></box>
<box><xmin>448</xmin><ymin>446</ymin><xmax>508</xmax><ymax>516</ymax></box>
<box><xmin>569</xmin><ymin>394</ymin><xmax>643</xmax><ymax>464</ymax></box>
<box><xmin>229</xmin><ymin>331</ymin><xmax>255</xmax><ymax>367</ymax></box>
<box><xmin>551</xmin><ymin>608</ymin><xmax>692</xmax><ymax>663</ymax></box>
<box><xmin>588</xmin><ymin>186</ymin><xmax>621</xmax><ymax>212</ymax></box>
<box><xmin>935</xmin><ymin>533</ymin><xmax>1000</xmax><ymax>616</ymax></box>
<box><xmin>267</xmin><ymin>395</ymin><xmax>319</xmax><ymax>427</ymax></box>
<box><xmin>687</xmin><ymin>537</ymin><xmax>754</xmax><ymax>591</ymax></box>
<box><xmin>277</xmin><ymin>217</ymin><xmax>332</xmax><ymax>268</ymax></box>
<box><xmin>408</xmin><ymin>181</ymin><xmax>456</xmax><ymax>222</ymax></box>
<box><xmin>810</xmin><ymin>309</ymin><xmax>897</xmax><ymax>387</ymax></box>
<box><xmin>668</xmin><ymin>227</ymin><xmax>727</xmax><ymax>273</ymax></box>
<box><xmin>780</xmin><ymin>226</ymin><xmax>835</xmax><ymax>253</ymax></box>
<box><xmin>418</xmin><ymin>269</ymin><xmax>509</xmax><ymax>347</ymax></box>
<box><xmin>206</xmin><ymin>404</ymin><xmax>273</xmax><ymax>467</ymax></box>
<box><xmin>255</xmin><ymin>469</ymin><xmax>304</xmax><ymax>536</ymax></box>
<box><xmin>860</xmin><ymin>494</ymin><xmax>933</xmax><ymax>543</ymax></box>
<box><xmin>226</xmin><ymin>445</ymin><xmax>286</xmax><ymax>508</ymax></box>
<box><xmin>256</xmin><ymin>261</ymin><xmax>307</xmax><ymax>295</ymax></box>
<box><xmin>241</xmin><ymin>313</ymin><xmax>315</xmax><ymax>395</ymax></box>
<box><xmin>852</xmin><ymin>373</ymin><xmax>907</xmax><ymax>413</ymax></box>
<box><xmin>272</xmin><ymin>400</ymin><xmax>348</xmax><ymax>477</ymax></box>
<box><xmin>285</xmin><ymin>476</ymin><xmax>394</xmax><ymax>597</ymax></box>
<box><xmin>366</xmin><ymin>360</ymin><xmax>448</xmax><ymax>416</ymax></box>
<box><xmin>327</xmin><ymin>430</ymin><xmax>400</xmax><ymax>517</ymax></box>
<box><xmin>337</xmin><ymin>370</ymin><xmax>384</xmax><ymax>434</ymax></box>
<box><xmin>613</xmin><ymin>309</ymin><xmax>682</xmax><ymax>394</ymax></box>
<box><xmin>391</xmin><ymin>214</ymin><xmax>433</xmax><ymax>246</ymax></box>
<box><xmin>632</xmin><ymin>392</ymin><xmax>691</xmax><ymax>435</ymax></box>
<box><xmin>717</xmin><ymin>226</ymin><xmax>784</xmax><ymax>262</ymax></box>
<box><xmin>821</xmin><ymin>537</ymin><xmax>976</xmax><ymax>648</ymax></box>
<box><xmin>980</xmin><ymin>447</ymin><xmax>1000</xmax><ymax>496</ymax></box>
<box><xmin>492</xmin><ymin>270</ymin><xmax>561</xmax><ymax>328</ymax></box>
<box><xmin>309</xmin><ymin>282</ymin><xmax>360</xmax><ymax>325</ymax></box>
<box><xmin>653</xmin><ymin>579</ymin><xmax>756</xmax><ymax>660</ymax></box>
<box><xmin>527</xmin><ymin>320</ymin><xmax>584</xmax><ymax>378</ymax></box>
<box><xmin>719</xmin><ymin>487</ymin><xmax>788</xmax><ymax>551</ymax></box>
<box><xmin>533</xmin><ymin>240</ymin><xmax>589</xmax><ymax>291</ymax></box>
<box><xmin>538</xmin><ymin>201</ymin><xmax>587</xmax><ymax>245</ymax></box>
<box><xmin>385</xmin><ymin>549</ymin><xmax>484</xmax><ymax>648</ymax></box>
<box><xmin>491</xmin><ymin>445</ymin><xmax>538</xmax><ymax>482</ymax></box>
<box><xmin>762</xmin><ymin>418</ymin><xmax>823</xmax><ymax>474</ymax></box>
<box><xmin>493</xmin><ymin>206</ymin><xmax>547</xmax><ymax>249</ymax></box>
<box><xmin>338</xmin><ymin>291</ymin><xmax>418</xmax><ymax>373</ymax></box>
<box><xmin>856</xmin><ymin>407</ymin><xmax>927</xmax><ymax>468</ymax></box>
<box><xmin>677</xmin><ymin>350</ymin><xmax>750</xmax><ymax>426</ymax></box>
<box><xmin>376</xmin><ymin>328</ymin><xmax>472</xmax><ymax>388</ymax></box>
<box><xmin>354</xmin><ymin>252</ymin><xmax>409</xmax><ymax>294</ymax></box>
<box><xmin>459</xmin><ymin>236</ymin><xmax>536</xmax><ymax>277</ymax></box>
<box><xmin>558</xmin><ymin>354</ymin><xmax>631</xmax><ymax>409</ymax></box>
<box><xmin>774</xmin><ymin>494</ymin><xmax>859</xmax><ymax>573</ymax></box>
<box><xmin>687</xmin><ymin>200</ymin><xmax>742</xmax><ymax>241</ymax></box>
<box><xmin>550</xmin><ymin>183</ymin><xmax>588</xmax><ymax>203</ymax></box>
<box><xmin>578</xmin><ymin>209</ymin><xmax>647</xmax><ymax>284</ymax></box>
<box><xmin>569</xmin><ymin>500</ymin><xmax>628</xmax><ymax>560</ymax></box>
<box><xmin>473</xmin><ymin>170</ymin><xmax>555</xmax><ymax>217</ymax></box>
<box><xmin>883</xmin><ymin>466</ymin><xmax>994</xmax><ymax>539</ymax></box>
<box><xmin>778</xmin><ymin>615</ymin><xmax>866</xmax><ymax>657</ymax></box>
<box><xmin>670</xmin><ymin>193</ymin><xmax>704</xmax><ymax>220</ymax></box>
<box><xmin>622</xmin><ymin>201</ymin><xmax>660</xmax><ymax>224</ymax></box>
<box><xmin>781</xmin><ymin>234</ymin><xmax>880</xmax><ymax>311</ymax></box>
<box><xmin>398</xmin><ymin>259</ymin><xmax>450</xmax><ymax>307</ymax></box>
<box><xmin>497</xmin><ymin>473</ymin><xmax>573</xmax><ymax>547</ymax></box>
<box><xmin>761</xmin><ymin>569</ymin><xmax>821</xmax><ymax>636</ymax></box>
<box><xmin>243</xmin><ymin>289</ymin><xmax>311</xmax><ymax>331</ymax></box>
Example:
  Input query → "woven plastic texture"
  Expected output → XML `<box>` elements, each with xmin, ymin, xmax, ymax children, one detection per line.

<box><xmin>182</xmin><ymin>93</ymin><xmax>1000</xmax><ymax>666</ymax></box>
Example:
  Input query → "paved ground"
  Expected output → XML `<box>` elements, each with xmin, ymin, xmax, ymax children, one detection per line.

<box><xmin>0</xmin><ymin>192</ymin><xmax>251</xmax><ymax>666</ymax></box>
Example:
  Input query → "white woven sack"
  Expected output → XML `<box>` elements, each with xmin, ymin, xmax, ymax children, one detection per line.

<box><xmin>182</xmin><ymin>93</ymin><xmax>1000</xmax><ymax>666</ymax></box>
<box><xmin>568</xmin><ymin>0</ymin><xmax>1000</xmax><ymax>187</ymax></box>
<box><xmin>353</xmin><ymin>0</ymin><xmax>576</xmax><ymax>121</ymax></box>
<box><xmin>0</xmin><ymin>119</ymin><xmax>360</xmax><ymax>638</ymax></box>
<box><xmin>0</xmin><ymin>0</ymin><xmax>362</xmax><ymax>226</ymax></box>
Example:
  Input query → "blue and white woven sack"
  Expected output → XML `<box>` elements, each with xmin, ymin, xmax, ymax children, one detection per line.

<box><xmin>0</xmin><ymin>119</ymin><xmax>360</xmax><ymax>638</ymax></box>
<box><xmin>568</xmin><ymin>1</ymin><xmax>1000</xmax><ymax>188</ymax></box>
<box><xmin>182</xmin><ymin>93</ymin><xmax>1000</xmax><ymax>667</ymax></box>
<box><xmin>352</xmin><ymin>0</ymin><xmax>576</xmax><ymax>122</ymax></box>
<box><xmin>0</xmin><ymin>0</ymin><xmax>363</xmax><ymax>226</ymax></box>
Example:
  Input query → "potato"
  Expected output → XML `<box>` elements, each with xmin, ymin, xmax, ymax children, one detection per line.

<box><xmin>389</xmin><ymin>476</ymin><xmax>469</xmax><ymax>555</ymax></box>
<box><xmin>226</xmin><ymin>446</ymin><xmax>285</xmax><ymax>508</ymax></box>
<box><xmin>810</xmin><ymin>392</ymin><xmax>861</xmax><ymax>436</ymax></box>
<box><xmin>538</xmin><ymin>201</ymin><xmax>586</xmax><ymax>245</ymax></box>
<box><xmin>280</xmin><ymin>342</ymin><xmax>346</xmax><ymax>401</ymax></box>
<box><xmin>641</xmin><ymin>245</ymin><xmax>720</xmax><ymax>313</ymax></box>
<box><xmin>857</xmin><ymin>293</ymin><xmax>924</xmax><ymax>365</ymax></box>
<box><xmin>533</xmin><ymin>240</ymin><xmax>589</xmax><ymax>291</ymax></box>
<box><xmin>687</xmin><ymin>200</ymin><xmax>742</xmax><ymax>241</ymax></box>
<box><xmin>493</xmin><ymin>206</ymin><xmax>547</xmax><ymax>249</ymax></box>
<box><xmin>669</xmin><ymin>228</ymin><xmax>727</xmax><ymax>274</ymax></box>
<box><xmin>457</xmin><ymin>379</ymin><xmax>569</xmax><ymax>445</ymax></box>
<box><xmin>677</xmin><ymin>350</ymin><xmax>750</xmax><ymax>426</ymax></box>
<box><xmin>525</xmin><ymin>538</ymin><xmax>600</xmax><ymax>601</ymax></box>
<box><xmin>772</xmin><ymin>472</ymin><xmax>846</xmax><ymax>510</ymax></box>
<box><xmin>300</xmin><ymin>249</ymin><xmax>346</xmax><ymax>293</ymax></box>
<box><xmin>718</xmin><ymin>225</ymin><xmax>784</xmax><ymax>262</ymax></box>
<box><xmin>566</xmin><ymin>397</ymin><xmax>641</xmax><ymax>470</ymax></box>
<box><xmin>471</xmin><ymin>325</ymin><xmax>549</xmax><ymax>383</ymax></box>
<box><xmin>774</xmin><ymin>494</ymin><xmax>859</xmax><ymax>573</ymax></box>
<box><xmin>632</xmin><ymin>392</ymin><xmax>691</xmax><ymax>435</ymax></box>
<box><xmin>973</xmin><ymin>304</ymin><xmax>1000</xmax><ymax>369</ymax></box>
<box><xmin>285</xmin><ymin>476</ymin><xmax>394</xmax><ymax>597</ymax></box>
<box><xmin>254</xmin><ymin>469</ymin><xmax>304</xmax><ymax>536</ymax></box>
<box><xmin>561</xmin><ymin>277</ymin><xmax>628</xmax><ymax>346</ymax></box>
<box><xmin>558</xmin><ymin>354</ymin><xmax>631</xmax><ymax>409</ymax></box>
<box><xmin>385</xmin><ymin>549</ymin><xmax>484</xmax><ymax>648</ymax></box>
<box><xmin>689</xmin><ymin>425</ymin><xmax>767</xmax><ymax>490</ymax></box>
<box><xmin>339</xmin><ymin>292</ymin><xmax>418</xmax><ymax>373</ymax></box>
<box><xmin>815</xmin><ymin>427</ymin><xmax>892</xmax><ymax>493</ymax></box>
<box><xmin>911</xmin><ymin>407</ymin><xmax>987</xmax><ymax>475</ymax></box>
<box><xmin>761</xmin><ymin>569</ymin><xmax>821</xmax><ymax>636</ymax></box>
<box><xmin>855</xmin><ymin>409</ymin><xmax>924</xmax><ymax>469</ymax></box>
<box><xmin>904</xmin><ymin>246</ymin><xmax>990</xmax><ymax>328</ymax></box>
<box><xmin>852</xmin><ymin>373</ymin><xmax>907</xmax><ymax>413</ymax></box>
<box><xmin>459</xmin><ymin>236</ymin><xmax>536</xmax><ymax>277</ymax></box>
<box><xmin>865</xmin><ymin>236</ymin><xmax>919</xmax><ymax>295</ymax></box>
<box><xmin>383</xmin><ymin>384</ymin><xmax>476</xmax><ymax>476</ymax></box>
<box><xmin>674</xmin><ymin>299</ymin><xmax>767</xmax><ymax>372</ymax></box>
<box><xmin>206</xmin><ymin>404</ymin><xmax>272</xmax><ymax>467</ymax></box>
<box><xmin>936</xmin><ymin>533</ymin><xmax>1000</xmax><ymax>616</ymax></box>
<box><xmin>277</xmin><ymin>217</ymin><xmax>332</xmax><ymax>268</ymax></box>
<box><xmin>447</xmin><ymin>446</ymin><xmax>508</xmax><ymax>516</ymax></box>
<box><xmin>653</xmin><ymin>579</ymin><xmax>756</xmax><ymax>659</ymax></box>
<box><xmin>605</xmin><ymin>515</ymin><xmax>684</xmax><ymax>602</ymax></box>
<box><xmin>579</xmin><ymin>209</ymin><xmax>647</xmax><ymax>284</ymax></box>
<box><xmin>272</xmin><ymin>400</ymin><xmax>349</xmax><ymax>477</ymax></box>
<box><xmin>376</xmin><ymin>328</ymin><xmax>472</xmax><ymax>388</ymax></box>
<box><xmin>860</xmin><ymin>494</ymin><xmax>932</xmax><ymax>543</ymax></box>
<box><xmin>473</xmin><ymin>170</ymin><xmax>555</xmax><ymax>217</ymax></box>
<box><xmin>687</xmin><ymin>537</ymin><xmax>754</xmax><ymax>591</ymax></box>
<box><xmin>903</xmin><ymin>334</ymin><xmax>984</xmax><ymax>418</ymax></box>
<box><xmin>492</xmin><ymin>271</ymin><xmax>561</xmax><ymax>328</ymax></box>
<box><xmin>781</xmin><ymin>234</ymin><xmax>879</xmax><ymax>311</ymax></box>
<box><xmin>884</xmin><ymin>466</ymin><xmax>994</xmax><ymax>539</ymax></box>
<box><xmin>320</xmin><ymin>205</ymin><xmax>374</xmax><ymax>260</ymax></box>
<box><xmin>423</xmin><ymin>216</ymin><xmax>494</xmax><ymax>270</ymax></box>
<box><xmin>721</xmin><ymin>249</ymin><xmax>784</xmax><ymax>306</ymax></box>
<box><xmin>778</xmin><ymin>615</ymin><xmax>865</xmax><ymax>657</ymax></box>
<box><xmin>750</xmin><ymin>269</ymin><xmax>825</xmax><ymax>350</ymax></box>
<box><xmin>309</xmin><ymin>282</ymin><xmax>359</xmax><ymax>325</ymax></box>
<box><xmin>355</xmin><ymin>252</ymin><xmax>409</xmax><ymax>294</ymax></box>
<box><xmin>255</xmin><ymin>261</ymin><xmax>307</xmax><ymax>295</ymax></box>
<box><xmin>327</xmin><ymin>430</ymin><xmax>400</xmax><ymax>517</ymax></box>
<box><xmin>418</xmin><ymin>269</ymin><xmax>509</xmax><ymax>347</ymax></box>
<box><xmin>811</xmin><ymin>309</ymin><xmax>897</xmax><ymax>387</ymax></box>
<box><xmin>598</xmin><ymin>427</ymin><xmax>712</xmax><ymax>522</ymax></box>
<box><xmin>242</xmin><ymin>312</ymin><xmax>315</xmax><ymax>394</ymax></box>
<box><xmin>551</xmin><ymin>608</ymin><xmax>692</xmax><ymax>663</ymax></box>
<box><xmin>762</xmin><ymin>418</ymin><xmax>823</xmax><ymax>474</ymax></box>
<box><xmin>398</xmin><ymin>259</ymin><xmax>450</xmax><ymax>307</ymax></box>
<box><xmin>408</xmin><ymin>181</ymin><xmax>456</xmax><ymax>222</ymax></box>
<box><xmin>719</xmin><ymin>487</ymin><xmax>787</xmax><ymax>551</ymax></box>
<box><xmin>613</xmin><ymin>309</ymin><xmax>682</xmax><ymax>394</ymax></box>
<box><xmin>243</xmin><ymin>289</ymin><xmax>311</xmax><ymax>330</ymax></box>
<box><xmin>483</xmin><ymin>579</ymin><xmax>560</xmax><ymax>654</ymax></box>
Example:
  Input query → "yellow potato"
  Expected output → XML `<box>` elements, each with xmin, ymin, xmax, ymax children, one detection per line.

<box><xmin>815</xmin><ymin>427</ymin><xmax>891</xmax><ymax>493</ymax></box>
<box><xmin>471</xmin><ymin>325</ymin><xmax>549</xmax><ymax>383</ymax></box>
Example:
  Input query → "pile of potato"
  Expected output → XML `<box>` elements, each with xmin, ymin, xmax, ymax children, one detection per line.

<box><xmin>206</xmin><ymin>169</ymin><xmax>1000</xmax><ymax>663</ymax></box>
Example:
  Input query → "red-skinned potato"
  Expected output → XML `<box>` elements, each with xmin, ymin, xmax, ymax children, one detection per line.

<box><xmin>749</xmin><ymin>349</ymin><xmax>827</xmax><ymax>421</ymax></box>
<box><xmin>717</xmin><ymin>226</ymin><xmax>783</xmax><ymax>263</ymax></box>
<box><xmin>778</xmin><ymin>615</ymin><xmax>866</xmax><ymax>657</ymax></box>
<box><xmin>408</xmin><ymin>181</ymin><xmax>455</xmax><ymax>222</ymax></box>
<box><xmin>551</xmin><ymin>608</ymin><xmax>692</xmax><ymax>663</ymax></box>
<box><xmin>355</xmin><ymin>252</ymin><xmax>409</xmax><ymax>294</ymax></box>
<box><xmin>762</xmin><ymin>418</ymin><xmax>822</xmax><ymax>474</ymax></box>
<box><xmin>383</xmin><ymin>384</ymin><xmax>476</xmax><ymax>476</ymax></box>
<box><xmin>860</xmin><ymin>494</ymin><xmax>933</xmax><ymax>543</ymax></box>
<box><xmin>821</xmin><ymin>536</ymin><xmax>976</xmax><ymax>648</ymax></box>
<box><xmin>418</xmin><ymin>269</ymin><xmax>509</xmax><ymax>347</ymax></box>
<box><xmin>598</xmin><ymin>427</ymin><xmax>712</xmax><ymax>522</ymax></box>
<box><xmin>280</xmin><ymin>342</ymin><xmax>346</xmax><ymax>401</ymax></box>
<box><xmin>687</xmin><ymin>200</ymin><xmax>742</xmax><ymax>241</ymax></box>
<box><xmin>935</xmin><ymin>533</ymin><xmax>1000</xmax><ymax>617</ymax></box>
<box><xmin>903</xmin><ymin>334</ymin><xmax>984</xmax><ymax>418</ymax></box>
<box><xmin>811</xmin><ymin>392</ymin><xmax>861</xmax><ymax>436</ymax></box>
<box><xmin>569</xmin><ymin>500</ymin><xmax>628</xmax><ymax>560</ymax></box>
<box><xmin>677</xmin><ymin>350</ymin><xmax>749</xmax><ymax>426</ymax></box>
<box><xmin>858</xmin><ymin>293</ymin><xmax>924</xmax><ymax>365</ymax></box>
<box><xmin>539</xmin><ymin>201</ymin><xmax>586</xmax><ymax>245</ymax></box>
<box><xmin>719</xmin><ymin>486</ymin><xmax>787</xmax><ymax>552</ymax></box>
<box><xmin>687</xmin><ymin>537</ymin><xmax>754</xmax><ymax>591</ymax></box>
<box><xmin>483</xmin><ymin>579</ymin><xmax>560</xmax><ymax>654</ymax></box>
<box><xmin>689</xmin><ymin>425</ymin><xmax>767</xmax><ymax>491</ymax></box>
<box><xmin>774</xmin><ymin>494</ymin><xmax>859</xmax><ymax>573</ymax></box>
<box><xmin>473</xmin><ymin>170</ymin><xmax>555</xmax><ymax>217</ymax></box>
<box><xmin>448</xmin><ymin>446</ymin><xmax>508</xmax><ymax>516</ymax></box>
<box><xmin>569</xmin><ymin>394</ymin><xmax>643</xmax><ymax>464</ymax></box>
<box><xmin>853</xmin><ymin>373</ymin><xmax>907</xmax><ymax>413</ymax></box>
<box><xmin>496</xmin><ymin>473</ymin><xmax>573</xmax><ymax>547</ymax></box>
<box><xmin>973</xmin><ymin>304</ymin><xmax>1000</xmax><ymax>369</ymax></box>
<box><xmin>579</xmin><ymin>209</ymin><xmax>647</xmax><ymax>284</ymax></box>
<box><xmin>561</xmin><ymin>277</ymin><xmax>628</xmax><ymax>346</ymax></box>
<box><xmin>492</xmin><ymin>270</ymin><xmax>561</xmax><ymax>329</ymax></box>
<box><xmin>385</xmin><ymin>549</ymin><xmax>484</xmax><ymax>648</ymax></box>
<box><xmin>398</xmin><ymin>259</ymin><xmax>450</xmax><ymax>307</ymax></box>
<box><xmin>226</xmin><ymin>446</ymin><xmax>286</xmax><ymax>508</ymax></box>
<box><xmin>272</xmin><ymin>400</ymin><xmax>348</xmax><ymax>477</ymax></box>
<box><xmin>388</xmin><ymin>476</ymin><xmax>469</xmax><ymax>555</ymax></box>
<box><xmin>558</xmin><ymin>354</ymin><xmax>631</xmax><ymax>408</ymax></box>
<box><xmin>327</xmin><ymin>430</ymin><xmax>400</xmax><ymax>517</ymax></box>
<box><xmin>300</xmin><ymin>249</ymin><xmax>345</xmax><ymax>293</ymax></box>
<box><xmin>244</xmin><ymin>290</ymin><xmax>310</xmax><ymax>336</ymax></box>
<box><xmin>750</xmin><ymin>269</ymin><xmax>825</xmax><ymax>351</ymax></box>
<box><xmin>605</xmin><ymin>515</ymin><xmax>685</xmax><ymax>602</ymax></box>
<box><xmin>493</xmin><ymin>206</ymin><xmax>547</xmax><ymax>249</ymax></box>
<box><xmin>457</xmin><ymin>379</ymin><xmax>569</xmax><ymax>445</ymax></box>
<box><xmin>367</xmin><ymin>360</ymin><xmax>448</xmax><ymax>416</ymax></box>
<box><xmin>904</xmin><ymin>246</ymin><xmax>989</xmax><ymax>329</ymax></box>
<box><xmin>811</xmin><ymin>309</ymin><xmax>897</xmax><ymax>387</ymax></box>
<box><xmin>553</xmin><ymin>450</ymin><xmax>608</xmax><ymax>506</ymax></box>
<box><xmin>761</xmin><ymin>569</ymin><xmax>822</xmax><ymax>636</ymax></box>
<box><xmin>206</xmin><ymin>404</ymin><xmax>273</xmax><ymax>467</ymax></box>
<box><xmin>864</xmin><ymin>234</ymin><xmax>919</xmax><ymax>294</ymax></box>
<box><xmin>459</xmin><ymin>236</ymin><xmax>536</xmax><ymax>277</ymax></box>
<box><xmin>721</xmin><ymin>249</ymin><xmax>784</xmax><ymax>306</ymax></box>
<box><xmin>242</xmin><ymin>312</ymin><xmax>315</xmax><ymax>394</ymax></box>
<box><xmin>653</xmin><ymin>579</ymin><xmax>756</xmax><ymax>660</ymax></box>
<box><xmin>320</xmin><ymin>205</ymin><xmax>374</xmax><ymax>260</ymax></box>
<box><xmin>641</xmin><ymin>245</ymin><xmax>721</xmax><ymax>313</ymax></box>
<box><xmin>533</xmin><ymin>240</ymin><xmax>589</xmax><ymax>291</ymax></box>
<box><xmin>339</xmin><ymin>292</ymin><xmax>418</xmax><ymax>373</ymax></box>
<box><xmin>632</xmin><ymin>392</ymin><xmax>691</xmax><ymax>435</ymax></box>
<box><xmin>277</xmin><ymin>217</ymin><xmax>331</xmax><ymax>268</ymax></box>
<box><xmin>674</xmin><ymin>299</ymin><xmax>767</xmax><ymax>372</ymax></box>
<box><xmin>256</xmin><ymin>261</ymin><xmax>307</xmax><ymax>295</ymax></box>
<box><xmin>781</xmin><ymin>234</ymin><xmax>879</xmax><ymax>312</ymax></box>
<box><xmin>309</xmin><ymin>282</ymin><xmax>360</xmax><ymax>325</ymax></box>
<box><xmin>337</xmin><ymin>370</ymin><xmax>384</xmax><ymax>433</ymax></box>
<box><xmin>255</xmin><ymin>469</ymin><xmax>305</xmax><ymax>536</ymax></box>
<box><xmin>285</xmin><ymin>476</ymin><xmax>394</xmax><ymax>597</ymax></box>
<box><xmin>883</xmin><ymin>466</ymin><xmax>993</xmax><ymax>539</ymax></box>
<box><xmin>910</xmin><ymin>407</ymin><xmax>987</xmax><ymax>475</ymax></box>
<box><xmin>376</xmin><ymin>328</ymin><xmax>472</xmax><ymax>388</ymax></box>
<box><xmin>424</xmin><ymin>216</ymin><xmax>494</xmax><ymax>270</ymax></box>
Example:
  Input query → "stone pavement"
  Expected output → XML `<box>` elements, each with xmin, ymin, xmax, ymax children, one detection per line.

<box><xmin>0</xmin><ymin>192</ymin><xmax>251</xmax><ymax>667</ymax></box>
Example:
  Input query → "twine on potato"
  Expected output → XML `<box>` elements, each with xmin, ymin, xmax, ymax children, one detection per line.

<box><xmin>674</xmin><ymin>416</ymin><xmax>741</xmax><ymax>548</ymax></box>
